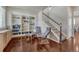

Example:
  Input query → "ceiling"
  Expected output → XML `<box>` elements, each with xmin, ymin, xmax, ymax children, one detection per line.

<box><xmin>8</xmin><ymin>6</ymin><xmax>47</xmax><ymax>15</ymax></box>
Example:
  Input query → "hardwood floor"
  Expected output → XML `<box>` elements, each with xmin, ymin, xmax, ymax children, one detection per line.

<box><xmin>3</xmin><ymin>33</ymin><xmax>79</xmax><ymax>52</ymax></box>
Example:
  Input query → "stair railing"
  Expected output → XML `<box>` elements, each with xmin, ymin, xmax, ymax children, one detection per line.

<box><xmin>42</xmin><ymin>12</ymin><xmax>62</xmax><ymax>43</ymax></box>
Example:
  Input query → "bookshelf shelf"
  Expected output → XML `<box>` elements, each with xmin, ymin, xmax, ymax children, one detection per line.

<box><xmin>12</xmin><ymin>14</ymin><xmax>35</xmax><ymax>35</ymax></box>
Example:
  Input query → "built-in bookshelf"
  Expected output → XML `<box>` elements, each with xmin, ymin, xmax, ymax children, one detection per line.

<box><xmin>29</xmin><ymin>16</ymin><xmax>35</xmax><ymax>32</ymax></box>
<box><xmin>12</xmin><ymin>14</ymin><xmax>35</xmax><ymax>35</ymax></box>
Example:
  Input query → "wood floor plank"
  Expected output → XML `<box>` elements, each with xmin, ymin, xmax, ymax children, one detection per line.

<box><xmin>3</xmin><ymin>33</ymin><xmax>79</xmax><ymax>52</ymax></box>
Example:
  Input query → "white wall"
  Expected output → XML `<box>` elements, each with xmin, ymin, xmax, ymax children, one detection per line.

<box><xmin>0</xmin><ymin>6</ymin><xmax>6</xmax><ymax>29</ymax></box>
<box><xmin>67</xmin><ymin>7</ymin><xmax>74</xmax><ymax>38</ymax></box>
<box><xmin>6</xmin><ymin>7</ymin><xmax>36</xmax><ymax>30</ymax></box>
<box><xmin>74</xmin><ymin>7</ymin><xmax>79</xmax><ymax>32</ymax></box>
<box><xmin>74</xmin><ymin>17</ymin><xmax>79</xmax><ymax>27</ymax></box>
<box><xmin>6</xmin><ymin>6</ymin><xmax>73</xmax><ymax>39</ymax></box>
<box><xmin>74</xmin><ymin>17</ymin><xmax>79</xmax><ymax>32</ymax></box>
<box><xmin>37</xmin><ymin>6</ymin><xmax>73</xmax><ymax>39</ymax></box>
<box><xmin>0</xmin><ymin>7</ymin><xmax>3</xmax><ymax>28</ymax></box>
<box><xmin>36</xmin><ymin>11</ymin><xmax>49</xmax><ymax>34</ymax></box>
<box><xmin>45</xmin><ymin>7</ymin><xmax>69</xmax><ymax>36</ymax></box>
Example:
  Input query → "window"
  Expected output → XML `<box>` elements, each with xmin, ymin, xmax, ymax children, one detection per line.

<box><xmin>0</xmin><ymin>7</ymin><xmax>6</xmax><ymax>29</ymax></box>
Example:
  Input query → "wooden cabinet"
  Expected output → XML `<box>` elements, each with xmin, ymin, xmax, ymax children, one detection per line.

<box><xmin>0</xmin><ymin>30</ymin><xmax>12</xmax><ymax>52</ymax></box>
<box><xmin>0</xmin><ymin>34</ymin><xmax>4</xmax><ymax>51</ymax></box>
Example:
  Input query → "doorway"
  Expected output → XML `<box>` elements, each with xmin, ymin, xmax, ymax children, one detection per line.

<box><xmin>74</xmin><ymin>16</ymin><xmax>79</xmax><ymax>33</ymax></box>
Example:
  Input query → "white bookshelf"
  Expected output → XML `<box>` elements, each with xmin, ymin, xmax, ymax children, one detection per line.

<box><xmin>11</xmin><ymin>14</ymin><xmax>35</xmax><ymax>35</ymax></box>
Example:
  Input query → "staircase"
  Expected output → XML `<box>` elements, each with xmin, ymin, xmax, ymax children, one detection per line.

<box><xmin>42</xmin><ymin>7</ymin><xmax>67</xmax><ymax>43</ymax></box>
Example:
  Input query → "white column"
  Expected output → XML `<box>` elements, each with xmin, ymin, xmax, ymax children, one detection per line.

<box><xmin>67</xmin><ymin>7</ymin><xmax>74</xmax><ymax>38</ymax></box>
